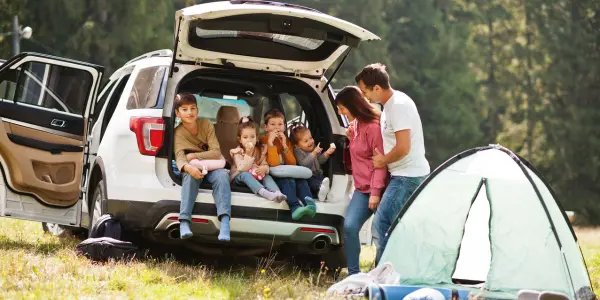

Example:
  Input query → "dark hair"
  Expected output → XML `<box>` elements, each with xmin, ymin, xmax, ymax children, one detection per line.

<box><xmin>237</xmin><ymin>116</ymin><xmax>259</xmax><ymax>148</ymax></box>
<box><xmin>334</xmin><ymin>86</ymin><xmax>380</xmax><ymax>123</ymax></box>
<box><xmin>289</xmin><ymin>122</ymin><xmax>310</xmax><ymax>145</ymax></box>
<box><xmin>174</xmin><ymin>93</ymin><xmax>197</xmax><ymax>111</ymax></box>
<box><xmin>263</xmin><ymin>108</ymin><xmax>286</xmax><ymax>125</ymax></box>
<box><xmin>354</xmin><ymin>63</ymin><xmax>391</xmax><ymax>89</ymax></box>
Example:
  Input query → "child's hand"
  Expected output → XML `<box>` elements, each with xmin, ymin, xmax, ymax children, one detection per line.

<box><xmin>325</xmin><ymin>146</ymin><xmax>336</xmax><ymax>156</ymax></box>
<box><xmin>255</xmin><ymin>165</ymin><xmax>268</xmax><ymax>176</ymax></box>
<box><xmin>267</xmin><ymin>131</ymin><xmax>278</xmax><ymax>146</ymax></box>
<box><xmin>346</xmin><ymin>122</ymin><xmax>355</xmax><ymax>138</ymax></box>
<box><xmin>311</xmin><ymin>143</ymin><xmax>322</xmax><ymax>157</ymax></box>
<box><xmin>184</xmin><ymin>164</ymin><xmax>204</xmax><ymax>180</ymax></box>
<box><xmin>278</xmin><ymin>131</ymin><xmax>287</xmax><ymax>144</ymax></box>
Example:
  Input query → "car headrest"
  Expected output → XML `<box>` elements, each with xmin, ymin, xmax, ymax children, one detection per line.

<box><xmin>216</xmin><ymin>106</ymin><xmax>241</xmax><ymax>124</ymax></box>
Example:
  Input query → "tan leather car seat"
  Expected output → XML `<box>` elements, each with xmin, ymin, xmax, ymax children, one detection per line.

<box><xmin>214</xmin><ymin>106</ymin><xmax>241</xmax><ymax>164</ymax></box>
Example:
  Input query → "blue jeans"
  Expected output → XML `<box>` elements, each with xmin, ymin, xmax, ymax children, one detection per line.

<box><xmin>273</xmin><ymin>177</ymin><xmax>312</xmax><ymax>212</ymax></box>
<box><xmin>233</xmin><ymin>172</ymin><xmax>280</xmax><ymax>194</ymax></box>
<box><xmin>307</xmin><ymin>174</ymin><xmax>324</xmax><ymax>195</ymax></box>
<box><xmin>180</xmin><ymin>169</ymin><xmax>232</xmax><ymax>222</ymax></box>
<box><xmin>372</xmin><ymin>175</ymin><xmax>425</xmax><ymax>264</ymax></box>
<box><xmin>344</xmin><ymin>190</ymin><xmax>374</xmax><ymax>275</ymax></box>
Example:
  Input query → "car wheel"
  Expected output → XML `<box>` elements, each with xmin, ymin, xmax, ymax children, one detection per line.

<box><xmin>89</xmin><ymin>179</ymin><xmax>107</xmax><ymax>237</ymax></box>
<box><xmin>41</xmin><ymin>222</ymin><xmax>86</xmax><ymax>239</ymax></box>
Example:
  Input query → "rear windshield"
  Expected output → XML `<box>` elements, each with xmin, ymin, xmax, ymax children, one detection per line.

<box><xmin>195</xmin><ymin>28</ymin><xmax>324</xmax><ymax>51</ymax></box>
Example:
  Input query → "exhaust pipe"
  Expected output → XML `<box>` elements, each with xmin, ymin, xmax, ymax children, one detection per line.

<box><xmin>312</xmin><ymin>236</ymin><xmax>329</xmax><ymax>251</ymax></box>
<box><xmin>167</xmin><ymin>227</ymin><xmax>181</xmax><ymax>239</ymax></box>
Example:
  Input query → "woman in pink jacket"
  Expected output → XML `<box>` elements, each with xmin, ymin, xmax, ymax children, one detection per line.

<box><xmin>335</xmin><ymin>86</ymin><xmax>389</xmax><ymax>275</ymax></box>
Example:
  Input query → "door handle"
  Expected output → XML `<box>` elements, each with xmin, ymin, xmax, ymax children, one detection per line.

<box><xmin>50</xmin><ymin>119</ymin><xmax>66</xmax><ymax>128</ymax></box>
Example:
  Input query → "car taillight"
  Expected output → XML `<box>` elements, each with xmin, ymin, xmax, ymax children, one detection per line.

<box><xmin>343</xmin><ymin>138</ymin><xmax>352</xmax><ymax>175</ymax></box>
<box><xmin>129</xmin><ymin>116</ymin><xmax>165</xmax><ymax>156</ymax></box>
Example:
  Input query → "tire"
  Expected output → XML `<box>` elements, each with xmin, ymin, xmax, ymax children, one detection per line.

<box><xmin>89</xmin><ymin>179</ymin><xmax>107</xmax><ymax>238</ymax></box>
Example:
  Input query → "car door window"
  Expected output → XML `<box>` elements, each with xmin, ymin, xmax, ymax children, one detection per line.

<box><xmin>91</xmin><ymin>80</ymin><xmax>116</xmax><ymax>127</ymax></box>
<box><xmin>7</xmin><ymin>61</ymin><xmax>93</xmax><ymax>116</ymax></box>
<box><xmin>280</xmin><ymin>93</ymin><xmax>309</xmax><ymax>136</ymax></box>
<box><xmin>126</xmin><ymin>66</ymin><xmax>167</xmax><ymax>109</ymax></box>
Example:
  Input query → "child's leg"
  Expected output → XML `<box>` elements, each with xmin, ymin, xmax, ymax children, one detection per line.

<box><xmin>315</xmin><ymin>175</ymin><xmax>330</xmax><ymax>202</ymax></box>
<box><xmin>204</xmin><ymin>169</ymin><xmax>232</xmax><ymax>241</ymax></box>
<box><xmin>261</xmin><ymin>175</ymin><xmax>286</xmax><ymax>203</ymax></box>
<box><xmin>235</xmin><ymin>172</ymin><xmax>280</xmax><ymax>201</ymax></box>
<box><xmin>179</xmin><ymin>173</ymin><xmax>202</xmax><ymax>239</ymax></box>
<box><xmin>274</xmin><ymin>177</ymin><xmax>311</xmax><ymax>220</ymax></box>
<box><xmin>296</xmin><ymin>179</ymin><xmax>317</xmax><ymax>217</ymax></box>
<box><xmin>307</xmin><ymin>175</ymin><xmax>323</xmax><ymax>195</ymax></box>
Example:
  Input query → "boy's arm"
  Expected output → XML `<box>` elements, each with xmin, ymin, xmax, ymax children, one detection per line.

<box><xmin>282</xmin><ymin>139</ymin><xmax>297</xmax><ymax>165</ymax></box>
<box><xmin>174</xmin><ymin>130</ymin><xmax>190</xmax><ymax>172</ymax></box>
<box><xmin>194</xmin><ymin>120</ymin><xmax>222</xmax><ymax>160</ymax></box>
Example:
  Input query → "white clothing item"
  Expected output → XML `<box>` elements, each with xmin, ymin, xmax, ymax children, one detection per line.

<box><xmin>380</xmin><ymin>90</ymin><xmax>430</xmax><ymax>177</ymax></box>
<box><xmin>326</xmin><ymin>262</ymin><xmax>400</xmax><ymax>296</ymax></box>
<box><xmin>403</xmin><ymin>288</ymin><xmax>445</xmax><ymax>300</ymax></box>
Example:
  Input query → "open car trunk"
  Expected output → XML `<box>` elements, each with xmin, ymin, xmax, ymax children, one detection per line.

<box><xmin>173</xmin><ymin>1</ymin><xmax>380</xmax><ymax>75</ymax></box>
<box><xmin>166</xmin><ymin>67</ymin><xmax>337</xmax><ymax>195</ymax></box>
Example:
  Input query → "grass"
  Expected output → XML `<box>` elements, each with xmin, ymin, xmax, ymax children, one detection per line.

<box><xmin>1</xmin><ymin>218</ymin><xmax>600</xmax><ymax>299</ymax></box>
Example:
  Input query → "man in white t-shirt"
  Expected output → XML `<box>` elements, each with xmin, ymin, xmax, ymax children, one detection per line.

<box><xmin>355</xmin><ymin>63</ymin><xmax>430</xmax><ymax>263</ymax></box>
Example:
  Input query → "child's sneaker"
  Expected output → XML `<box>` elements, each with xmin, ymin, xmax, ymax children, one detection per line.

<box><xmin>318</xmin><ymin>177</ymin><xmax>330</xmax><ymax>202</ymax></box>
<box><xmin>304</xmin><ymin>197</ymin><xmax>317</xmax><ymax>218</ymax></box>
<box><xmin>292</xmin><ymin>206</ymin><xmax>312</xmax><ymax>221</ymax></box>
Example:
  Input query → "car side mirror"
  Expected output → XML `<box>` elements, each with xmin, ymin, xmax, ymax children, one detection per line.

<box><xmin>0</xmin><ymin>68</ymin><xmax>19</xmax><ymax>84</ymax></box>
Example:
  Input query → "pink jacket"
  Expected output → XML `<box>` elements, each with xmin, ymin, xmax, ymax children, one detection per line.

<box><xmin>348</xmin><ymin>119</ymin><xmax>389</xmax><ymax>197</ymax></box>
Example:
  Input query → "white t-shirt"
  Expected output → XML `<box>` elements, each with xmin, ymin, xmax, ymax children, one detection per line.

<box><xmin>380</xmin><ymin>90</ymin><xmax>430</xmax><ymax>177</ymax></box>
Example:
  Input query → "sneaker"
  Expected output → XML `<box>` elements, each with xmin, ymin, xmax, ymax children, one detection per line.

<box><xmin>318</xmin><ymin>178</ymin><xmax>330</xmax><ymax>202</ymax></box>
<box><xmin>292</xmin><ymin>206</ymin><xmax>312</xmax><ymax>221</ymax></box>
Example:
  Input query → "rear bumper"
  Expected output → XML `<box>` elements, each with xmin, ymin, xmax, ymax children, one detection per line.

<box><xmin>106</xmin><ymin>199</ymin><xmax>344</xmax><ymax>245</ymax></box>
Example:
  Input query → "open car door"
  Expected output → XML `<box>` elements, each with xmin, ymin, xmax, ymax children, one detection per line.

<box><xmin>0</xmin><ymin>53</ymin><xmax>103</xmax><ymax>226</ymax></box>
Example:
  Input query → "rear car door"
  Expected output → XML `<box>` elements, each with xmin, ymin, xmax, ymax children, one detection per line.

<box><xmin>0</xmin><ymin>53</ymin><xmax>103</xmax><ymax>226</ymax></box>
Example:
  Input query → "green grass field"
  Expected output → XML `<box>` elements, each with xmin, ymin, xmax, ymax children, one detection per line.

<box><xmin>0</xmin><ymin>218</ymin><xmax>598</xmax><ymax>299</ymax></box>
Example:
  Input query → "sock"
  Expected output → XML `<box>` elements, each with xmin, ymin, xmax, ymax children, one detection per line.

<box><xmin>304</xmin><ymin>196</ymin><xmax>317</xmax><ymax>210</ymax></box>
<box><xmin>318</xmin><ymin>178</ymin><xmax>330</xmax><ymax>202</ymax></box>
<box><xmin>218</xmin><ymin>215</ymin><xmax>230</xmax><ymax>241</ymax></box>
<box><xmin>274</xmin><ymin>191</ymin><xmax>287</xmax><ymax>203</ymax></box>
<box><xmin>179</xmin><ymin>220</ymin><xmax>193</xmax><ymax>239</ymax></box>
<box><xmin>258</xmin><ymin>188</ymin><xmax>279</xmax><ymax>201</ymax></box>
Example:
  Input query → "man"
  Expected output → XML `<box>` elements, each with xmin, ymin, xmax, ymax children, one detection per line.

<box><xmin>355</xmin><ymin>63</ymin><xmax>430</xmax><ymax>263</ymax></box>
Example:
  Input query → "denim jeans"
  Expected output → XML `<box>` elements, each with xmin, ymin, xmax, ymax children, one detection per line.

<box><xmin>273</xmin><ymin>177</ymin><xmax>312</xmax><ymax>212</ymax></box>
<box><xmin>233</xmin><ymin>172</ymin><xmax>280</xmax><ymax>194</ymax></box>
<box><xmin>372</xmin><ymin>175</ymin><xmax>425</xmax><ymax>264</ymax></box>
<box><xmin>180</xmin><ymin>169</ymin><xmax>232</xmax><ymax>222</ymax></box>
<box><xmin>307</xmin><ymin>174</ymin><xmax>324</xmax><ymax>195</ymax></box>
<box><xmin>344</xmin><ymin>190</ymin><xmax>374</xmax><ymax>275</ymax></box>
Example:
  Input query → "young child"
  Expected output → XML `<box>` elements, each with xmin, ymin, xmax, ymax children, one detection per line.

<box><xmin>230</xmin><ymin>116</ymin><xmax>287</xmax><ymax>202</ymax></box>
<box><xmin>290</xmin><ymin>123</ymin><xmax>336</xmax><ymax>201</ymax></box>
<box><xmin>259</xmin><ymin>109</ymin><xmax>317</xmax><ymax>221</ymax></box>
<box><xmin>173</xmin><ymin>93</ymin><xmax>232</xmax><ymax>241</ymax></box>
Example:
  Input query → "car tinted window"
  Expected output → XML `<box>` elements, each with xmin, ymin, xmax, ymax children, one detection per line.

<box><xmin>5</xmin><ymin>61</ymin><xmax>93</xmax><ymax>115</ymax></box>
<box><xmin>280</xmin><ymin>93</ymin><xmax>309</xmax><ymax>136</ymax></box>
<box><xmin>126</xmin><ymin>66</ymin><xmax>166</xmax><ymax>109</ymax></box>
<box><xmin>174</xmin><ymin>96</ymin><xmax>251</xmax><ymax>127</ymax></box>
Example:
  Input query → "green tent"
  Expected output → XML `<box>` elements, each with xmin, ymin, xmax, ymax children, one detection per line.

<box><xmin>379</xmin><ymin>145</ymin><xmax>594</xmax><ymax>299</ymax></box>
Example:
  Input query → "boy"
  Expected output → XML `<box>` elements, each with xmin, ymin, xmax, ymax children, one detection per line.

<box><xmin>174</xmin><ymin>93</ymin><xmax>232</xmax><ymax>241</ymax></box>
<box><xmin>259</xmin><ymin>109</ymin><xmax>316</xmax><ymax>220</ymax></box>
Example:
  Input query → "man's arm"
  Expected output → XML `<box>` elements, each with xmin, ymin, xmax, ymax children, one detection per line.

<box><xmin>383</xmin><ymin>129</ymin><xmax>411</xmax><ymax>165</ymax></box>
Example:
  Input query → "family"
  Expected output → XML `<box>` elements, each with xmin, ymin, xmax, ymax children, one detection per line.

<box><xmin>172</xmin><ymin>63</ymin><xmax>430</xmax><ymax>274</ymax></box>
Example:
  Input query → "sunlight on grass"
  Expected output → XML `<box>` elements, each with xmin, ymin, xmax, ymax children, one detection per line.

<box><xmin>0</xmin><ymin>218</ymin><xmax>346</xmax><ymax>299</ymax></box>
<box><xmin>2</xmin><ymin>218</ymin><xmax>600</xmax><ymax>298</ymax></box>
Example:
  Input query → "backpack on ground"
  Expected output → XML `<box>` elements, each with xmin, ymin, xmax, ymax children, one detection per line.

<box><xmin>76</xmin><ymin>214</ymin><xmax>141</xmax><ymax>262</ymax></box>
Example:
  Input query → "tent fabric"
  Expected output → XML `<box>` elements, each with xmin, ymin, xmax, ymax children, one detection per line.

<box><xmin>378</xmin><ymin>145</ymin><xmax>593</xmax><ymax>299</ymax></box>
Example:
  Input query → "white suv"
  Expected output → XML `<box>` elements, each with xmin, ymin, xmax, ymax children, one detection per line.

<box><xmin>0</xmin><ymin>1</ymin><xmax>379</xmax><ymax>267</ymax></box>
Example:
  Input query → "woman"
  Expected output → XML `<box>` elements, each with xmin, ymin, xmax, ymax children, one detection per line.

<box><xmin>335</xmin><ymin>86</ymin><xmax>389</xmax><ymax>275</ymax></box>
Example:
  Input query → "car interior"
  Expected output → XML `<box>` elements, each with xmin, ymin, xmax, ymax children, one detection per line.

<box><xmin>167</xmin><ymin>69</ymin><xmax>335</xmax><ymax>195</ymax></box>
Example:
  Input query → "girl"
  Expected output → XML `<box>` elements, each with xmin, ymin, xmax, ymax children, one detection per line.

<box><xmin>230</xmin><ymin>116</ymin><xmax>287</xmax><ymax>202</ymax></box>
<box><xmin>290</xmin><ymin>122</ymin><xmax>336</xmax><ymax>202</ymax></box>
<box><xmin>335</xmin><ymin>86</ymin><xmax>389</xmax><ymax>275</ymax></box>
<box><xmin>259</xmin><ymin>109</ymin><xmax>317</xmax><ymax>221</ymax></box>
